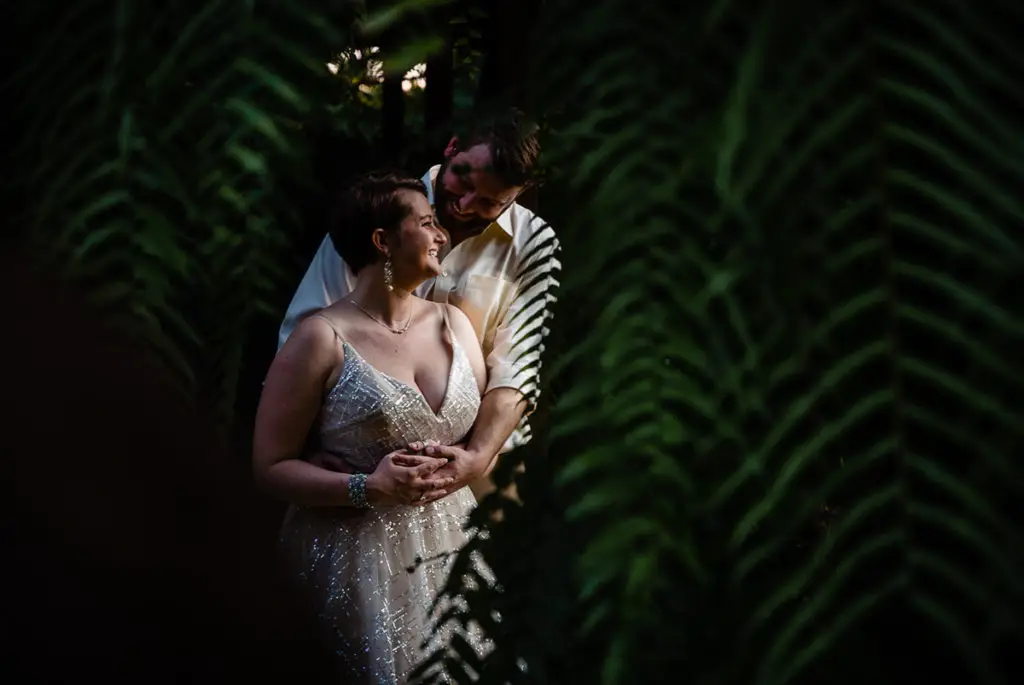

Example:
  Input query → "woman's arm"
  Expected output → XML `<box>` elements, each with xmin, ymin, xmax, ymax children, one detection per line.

<box><xmin>253</xmin><ymin>316</ymin><xmax>358</xmax><ymax>507</ymax></box>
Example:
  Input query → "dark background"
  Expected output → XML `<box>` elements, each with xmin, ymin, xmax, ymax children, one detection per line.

<box><xmin>4</xmin><ymin>1</ymin><xmax>1023</xmax><ymax>683</ymax></box>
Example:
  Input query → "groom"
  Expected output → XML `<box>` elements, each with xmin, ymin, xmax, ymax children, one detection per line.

<box><xmin>278</xmin><ymin>109</ymin><xmax>559</xmax><ymax>501</ymax></box>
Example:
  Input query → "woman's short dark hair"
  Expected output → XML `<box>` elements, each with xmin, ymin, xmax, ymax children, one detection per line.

<box><xmin>328</xmin><ymin>171</ymin><xmax>429</xmax><ymax>274</ymax></box>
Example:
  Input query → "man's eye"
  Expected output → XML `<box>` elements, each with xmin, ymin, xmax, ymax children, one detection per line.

<box><xmin>452</xmin><ymin>163</ymin><xmax>471</xmax><ymax>176</ymax></box>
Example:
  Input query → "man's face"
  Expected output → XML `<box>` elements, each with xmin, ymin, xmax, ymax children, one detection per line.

<box><xmin>434</xmin><ymin>141</ymin><xmax>522</xmax><ymax>235</ymax></box>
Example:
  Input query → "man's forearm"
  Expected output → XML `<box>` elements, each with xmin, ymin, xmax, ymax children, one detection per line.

<box><xmin>467</xmin><ymin>387</ymin><xmax>527</xmax><ymax>475</ymax></box>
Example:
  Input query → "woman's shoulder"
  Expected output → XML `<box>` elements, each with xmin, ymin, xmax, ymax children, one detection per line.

<box><xmin>267</xmin><ymin>311</ymin><xmax>347</xmax><ymax>393</ymax></box>
<box><xmin>285</xmin><ymin>311</ymin><xmax>347</xmax><ymax>360</ymax></box>
<box><xmin>437</xmin><ymin>303</ymin><xmax>479</xmax><ymax>349</ymax></box>
<box><xmin>428</xmin><ymin>301</ymin><xmax>470</xmax><ymax>330</ymax></box>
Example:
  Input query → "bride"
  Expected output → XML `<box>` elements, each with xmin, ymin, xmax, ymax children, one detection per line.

<box><xmin>252</xmin><ymin>171</ymin><xmax>487</xmax><ymax>683</ymax></box>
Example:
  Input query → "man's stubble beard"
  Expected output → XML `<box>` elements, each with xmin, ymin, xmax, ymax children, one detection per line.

<box><xmin>433</xmin><ymin>158</ymin><xmax>493</xmax><ymax>240</ymax></box>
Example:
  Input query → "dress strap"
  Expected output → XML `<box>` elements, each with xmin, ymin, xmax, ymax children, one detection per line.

<box><xmin>310</xmin><ymin>313</ymin><xmax>346</xmax><ymax>344</ymax></box>
<box><xmin>439</xmin><ymin>304</ymin><xmax>456</xmax><ymax>339</ymax></box>
<box><xmin>439</xmin><ymin>304</ymin><xmax>466</xmax><ymax>359</ymax></box>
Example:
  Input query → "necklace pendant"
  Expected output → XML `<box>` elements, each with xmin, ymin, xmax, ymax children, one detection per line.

<box><xmin>348</xmin><ymin>298</ymin><xmax>413</xmax><ymax>335</ymax></box>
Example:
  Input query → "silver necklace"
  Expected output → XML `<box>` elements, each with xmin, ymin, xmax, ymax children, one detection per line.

<box><xmin>348</xmin><ymin>298</ymin><xmax>412</xmax><ymax>335</ymax></box>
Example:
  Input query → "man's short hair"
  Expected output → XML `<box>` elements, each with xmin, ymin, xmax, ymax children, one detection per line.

<box><xmin>458</xmin><ymin>108</ymin><xmax>541</xmax><ymax>188</ymax></box>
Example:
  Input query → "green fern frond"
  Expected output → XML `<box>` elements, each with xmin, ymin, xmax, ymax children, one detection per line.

<box><xmin>423</xmin><ymin>0</ymin><xmax>1024</xmax><ymax>683</ymax></box>
<box><xmin>8</xmin><ymin>0</ymin><xmax>350</xmax><ymax>422</ymax></box>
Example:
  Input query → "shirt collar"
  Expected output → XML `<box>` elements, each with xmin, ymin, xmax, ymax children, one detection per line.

<box><xmin>424</xmin><ymin>165</ymin><xmax>514</xmax><ymax>237</ymax></box>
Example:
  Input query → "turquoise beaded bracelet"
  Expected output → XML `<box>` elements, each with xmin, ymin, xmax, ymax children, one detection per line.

<box><xmin>349</xmin><ymin>473</ymin><xmax>370</xmax><ymax>508</ymax></box>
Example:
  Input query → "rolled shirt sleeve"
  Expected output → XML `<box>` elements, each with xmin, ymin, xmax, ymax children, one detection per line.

<box><xmin>484</xmin><ymin>219</ymin><xmax>561</xmax><ymax>418</ymax></box>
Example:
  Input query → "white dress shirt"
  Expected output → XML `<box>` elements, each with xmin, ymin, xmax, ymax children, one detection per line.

<box><xmin>278</xmin><ymin>165</ymin><xmax>561</xmax><ymax>452</ymax></box>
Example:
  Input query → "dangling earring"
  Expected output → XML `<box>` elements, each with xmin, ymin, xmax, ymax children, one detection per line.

<box><xmin>384</xmin><ymin>257</ymin><xmax>394</xmax><ymax>292</ymax></box>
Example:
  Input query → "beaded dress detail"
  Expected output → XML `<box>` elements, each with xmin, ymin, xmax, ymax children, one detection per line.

<box><xmin>279</xmin><ymin>308</ymin><xmax>485</xmax><ymax>684</ymax></box>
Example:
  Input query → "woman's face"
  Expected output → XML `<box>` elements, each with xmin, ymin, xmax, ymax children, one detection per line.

<box><xmin>388</xmin><ymin>190</ymin><xmax>447</xmax><ymax>286</ymax></box>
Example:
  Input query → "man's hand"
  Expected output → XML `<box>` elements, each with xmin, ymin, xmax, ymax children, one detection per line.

<box><xmin>408</xmin><ymin>441</ymin><xmax>488</xmax><ymax>504</ymax></box>
<box><xmin>309</xmin><ymin>444</ymin><xmax>492</xmax><ymax>505</ymax></box>
<box><xmin>366</xmin><ymin>451</ymin><xmax>453</xmax><ymax>506</ymax></box>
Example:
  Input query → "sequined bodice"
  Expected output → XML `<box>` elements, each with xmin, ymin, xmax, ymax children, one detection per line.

<box><xmin>316</xmin><ymin>336</ymin><xmax>480</xmax><ymax>473</ymax></box>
